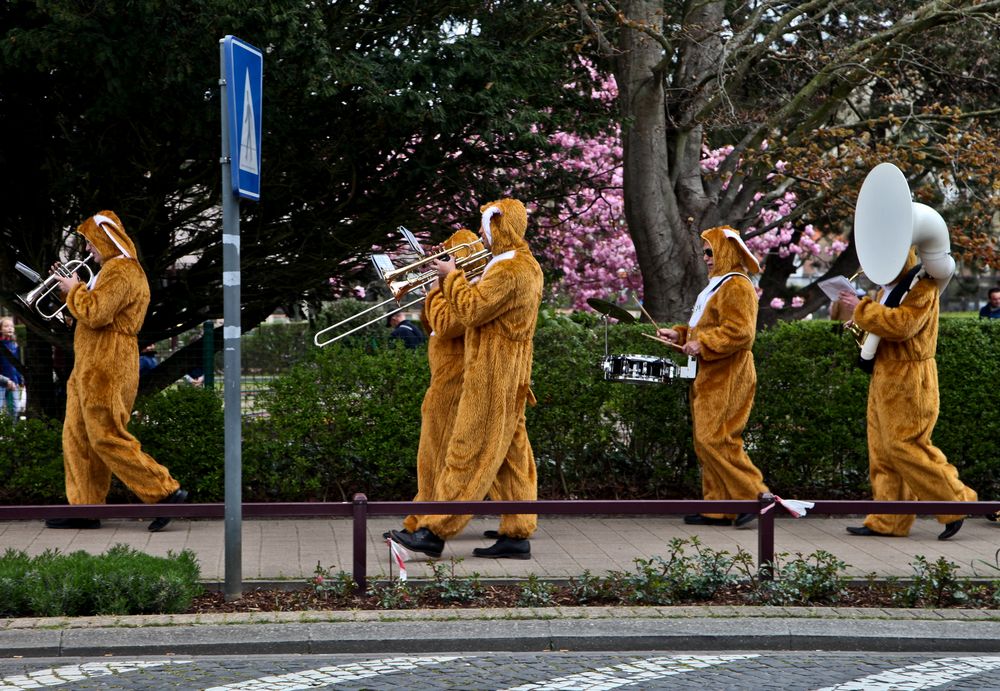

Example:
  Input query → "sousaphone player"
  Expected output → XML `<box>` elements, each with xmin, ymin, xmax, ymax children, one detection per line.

<box><xmin>837</xmin><ymin>163</ymin><xmax>976</xmax><ymax>540</ymax></box>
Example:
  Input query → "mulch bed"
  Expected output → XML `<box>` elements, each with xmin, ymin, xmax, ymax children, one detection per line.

<box><xmin>187</xmin><ymin>582</ymin><xmax>998</xmax><ymax>614</ymax></box>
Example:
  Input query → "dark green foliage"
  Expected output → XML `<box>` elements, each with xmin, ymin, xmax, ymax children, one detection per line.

<box><xmin>0</xmin><ymin>416</ymin><xmax>65</xmax><ymax>504</ymax></box>
<box><xmin>754</xmin><ymin>550</ymin><xmax>850</xmax><ymax>605</ymax></box>
<box><xmin>610</xmin><ymin>538</ymin><xmax>753</xmax><ymax>605</ymax></box>
<box><xmin>0</xmin><ymin>545</ymin><xmax>201</xmax><ymax>617</ymax></box>
<box><xmin>749</xmin><ymin>320</ymin><xmax>872</xmax><ymax>498</ymax></box>
<box><xmin>131</xmin><ymin>386</ymin><xmax>225</xmax><ymax>502</ymax></box>
<box><xmin>3</xmin><ymin>316</ymin><xmax>998</xmax><ymax>504</ymax></box>
<box><xmin>892</xmin><ymin>555</ymin><xmax>968</xmax><ymax>608</ymax></box>
<box><xmin>244</xmin><ymin>341</ymin><xmax>428</xmax><ymax>501</ymax></box>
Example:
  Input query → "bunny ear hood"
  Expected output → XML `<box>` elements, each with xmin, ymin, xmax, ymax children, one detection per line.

<box><xmin>480</xmin><ymin>198</ymin><xmax>528</xmax><ymax>254</ymax></box>
<box><xmin>701</xmin><ymin>226</ymin><xmax>761</xmax><ymax>276</ymax></box>
<box><xmin>77</xmin><ymin>211</ymin><xmax>138</xmax><ymax>260</ymax></box>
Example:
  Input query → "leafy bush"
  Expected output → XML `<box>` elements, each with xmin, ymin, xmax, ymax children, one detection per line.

<box><xmin>0</xmin><ymin>545</ymin><xmax>201</xmax><ymax>617</ymax></box>
<box><xmin>0</xmin><ymin>416</ymin><xmax>65</xmax><ymax>504</ymax></box>
<box><xmin>131</xmin><ymin>385</ymin><xmax>225</xmax><ymax>502</ymax></box>
<box><xmin>2</xmin><ymin>315</ymin><xmax>997</xmax><ymax>504</ymax></box>
<box><xmin>243</xmin><ymin>341</ymin><xmax>428</xmax><ymax>501</ymax></box>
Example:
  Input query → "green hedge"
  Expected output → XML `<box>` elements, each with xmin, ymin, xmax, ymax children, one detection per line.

<box><xmin>0</xmin><ymin>545</ymin><xmax>201</xmax><ymax>617</ymax></box>
<box><xmin>2</xmin><ymin>316</ymin><xmax>998</xmax><ymax>504</ymax></box>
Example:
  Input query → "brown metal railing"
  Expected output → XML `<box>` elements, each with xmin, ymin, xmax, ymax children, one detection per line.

<box><xmin>2</xmin><ymin>495</ymin><xmax>998</xmax><ymax>590</ymax></box>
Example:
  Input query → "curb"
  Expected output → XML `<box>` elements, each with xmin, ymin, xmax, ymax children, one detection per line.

<box><xmin>4</xmin><ymin>606</ymin><xmax>1000</xmax><ymax>658</ymax></box>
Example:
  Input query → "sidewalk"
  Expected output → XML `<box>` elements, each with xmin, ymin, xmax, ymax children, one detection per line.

<box><xmin>2</xmin><ymin>513</ymin><xmax>998</xmax><ymax>583</ymax></box>
<box><xmin>2</xmin><ymin>515</ymin><xmax>1000</xmax><ymax>658</ymax></box>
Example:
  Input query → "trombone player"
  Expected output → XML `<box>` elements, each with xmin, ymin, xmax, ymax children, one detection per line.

<box><xmin>43</xmin><ymin>211</ymin><xmax>187</xmax><ymax>531</ymax></box>
<box><xmin>391</xmin><ymin>198</ymin><xmax>543</xmax><ymax>559</ymax></box>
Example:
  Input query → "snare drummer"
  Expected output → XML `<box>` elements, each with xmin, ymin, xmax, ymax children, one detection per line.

<box><xmin>656</xmin><ymin>226</ymin><xmax>768</xmax><ymax>528</ymax></box>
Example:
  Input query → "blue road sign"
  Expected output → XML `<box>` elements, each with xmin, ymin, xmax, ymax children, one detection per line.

<box><xmin>223</xmin><ymin>36</ymin><xmax>263</xmax><ymax>201</ymax></box>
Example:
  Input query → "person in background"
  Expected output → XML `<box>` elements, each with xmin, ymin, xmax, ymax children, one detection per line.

<box><xmin>0</xmin><ymin>317</ymin><xmax>25</xmax><ymax>419</ymax></box>
<box><xmin>979</xmin><ymin>286</ymin><xmax>1000</xmax><ymax>319</ymax></box>
<box><xmin>138</xmin><ymin>343</ymin><xmax>159</xmax><ymax>382</ymax></box>
<box><xmin>387</xmin><ymin>311</ymin><xmax>427</xmax><ymax>349</ymax></box>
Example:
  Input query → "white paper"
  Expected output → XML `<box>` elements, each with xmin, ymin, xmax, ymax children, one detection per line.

<box><xmin>818</xmin><ymin>275</ymin><xmax>856</xmax><ymax>302</ymax></box>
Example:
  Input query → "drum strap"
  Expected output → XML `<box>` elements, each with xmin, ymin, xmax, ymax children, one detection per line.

<box><xmin>689</xmin><ymin>272</ymin><xmax>750</xmax><ymax>327</ymax></box>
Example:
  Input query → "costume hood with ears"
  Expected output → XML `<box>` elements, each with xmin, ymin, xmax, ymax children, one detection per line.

<box><xmin>701</xmin><ymin>226</ymin><xmax>761</xmax><ymax>277</ymax></box>
<box><xmin>76</xmin><ymin>211</ymin><xmax>138</xmax><ymax>261</ymax></box>
<box><xmin>479</xmin><ymin>198</ymin><xmax>528</xmax><ymax>254</ymax></box>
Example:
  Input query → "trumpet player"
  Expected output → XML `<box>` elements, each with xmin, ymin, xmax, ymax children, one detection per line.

<box><xmin>44</xmin><ymin>211</ymin><xmax>187</xmax><ymax>531</ymax></box>
<box><xmin>837</xmin><ymin>248</ymin><xmax>976</xmax><ymax>540</ymax></box>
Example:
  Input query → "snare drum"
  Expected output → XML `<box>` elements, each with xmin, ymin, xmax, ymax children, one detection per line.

<box><xmin>601</xmin><ymin>354</ymin><xmax>677</xmax><ymax>384</ymax></box>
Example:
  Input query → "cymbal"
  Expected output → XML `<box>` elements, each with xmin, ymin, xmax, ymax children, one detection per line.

<box><xmin>586</xmin><ymin>297</ymin><xmax>636</xmax><ymax>324</ymax></box>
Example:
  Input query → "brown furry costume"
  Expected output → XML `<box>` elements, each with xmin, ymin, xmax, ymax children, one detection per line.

<box><xmin>853</xmin><ymin>251</ymin><xmax>976</xmax><ymax>536</ymax></box>
<box><xmin>402</xmin><ymin>229</ymin><xmax>480</xmax><ymax>533</ymax></box>
<box><xmin>671</xmin><ymin>227</ymin><xmax>768</xmax><ymax>520</ymax></box>
<box><xmin>61</xmin><ymin>212</ymin><xmax>180</xmax><ymax>505</ymax></box>
<box><xmin>416</xmin><ymin>198</ymin><xmax>542</xmax><ymax>540</ymax></box>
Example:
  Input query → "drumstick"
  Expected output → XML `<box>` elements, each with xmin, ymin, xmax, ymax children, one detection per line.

<box><xmin>642</xmin><ymin>332</ymin><xmax>684</xmax><ymax>351</ymax></box>
<box><xmin>632</xmin><ymin>292</ymin><xmax>661</xmax><ymax>331</ymax></box>
<box><xmin>633</xmin><ymin>292</ymin><xmax>682</xmax><ymax>350</ymax></box>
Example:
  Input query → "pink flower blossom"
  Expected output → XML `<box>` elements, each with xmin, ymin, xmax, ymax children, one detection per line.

<box><xmin>770</xmin><ymin>297</ymin><xmax>786</xmax><ymax>309</ymax></box>
<box><xmin>791</xmin><ymin>296</ymin><xmax>805</xmax><ymax>308</ymax></box>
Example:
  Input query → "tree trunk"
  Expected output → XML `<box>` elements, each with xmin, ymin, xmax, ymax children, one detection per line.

<box><xmin>612</xmin><ymin>1</ymin><xmax>720</xmax><ymax>323</ymax></box>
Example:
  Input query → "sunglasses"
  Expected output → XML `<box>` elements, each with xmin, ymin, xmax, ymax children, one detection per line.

<box><xmin>703</xmin><ymin>248</ymin><xmax>713</xmax><ymax>257</ymax></box>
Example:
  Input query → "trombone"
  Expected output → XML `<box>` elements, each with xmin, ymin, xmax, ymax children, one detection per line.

<box><xmin>313</xmin><ymin>242</ymin><xmax>491</xmax><ymax>347</ymax></box>
<box><xmin>16</xmin><ymin>254</ymin><xmax>95</xmax><ymax>326</ymax></box>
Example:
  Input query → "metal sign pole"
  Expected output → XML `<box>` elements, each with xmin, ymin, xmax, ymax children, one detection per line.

<box><xmin>219</xmin><ymin>38</ymin><xmax>242</xmax><ymax>601</ymax></box>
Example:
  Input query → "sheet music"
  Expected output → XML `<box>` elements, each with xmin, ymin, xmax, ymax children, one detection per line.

<box><xmin>818</xmin><ymin>275</ymin><xmax>856</xmax><ymax>302</ymax></box>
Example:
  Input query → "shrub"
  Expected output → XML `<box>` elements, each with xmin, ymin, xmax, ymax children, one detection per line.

<box><xmin>0</xmin><ymin>545</ymin><xmax>201</xmax><ymax>617</ymax></box>
<box><xmin>0</xmin><ymin>416</ymin><xmax>65</xmax><ymax>504</ymax></box>
<box><xmin>131</xmin><ymin>385</ymin><xmax>225</xmax><ymax>502</ymax></box>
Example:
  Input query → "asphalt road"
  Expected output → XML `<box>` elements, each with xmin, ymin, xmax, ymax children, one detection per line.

<box><xmin>3</xmin><ymin>652</ymin><xmax>1000</xmax><ymax>690</ymax></box>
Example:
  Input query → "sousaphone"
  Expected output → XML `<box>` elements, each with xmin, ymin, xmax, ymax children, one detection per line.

<box><xmin>853</xmin><ymin>163</ymin><xmax>955</xmax><ymax>367</ymax></box>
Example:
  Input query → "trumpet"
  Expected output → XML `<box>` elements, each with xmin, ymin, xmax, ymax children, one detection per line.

<box><xmin>313</xmin><ymin>241</ymin><xmax>491</xmax><ymax>347</ymax></box>
<box><xmin>16</xmin><ymin>255</ymin><xmax>95</xmax><ymax>325</ymax></box>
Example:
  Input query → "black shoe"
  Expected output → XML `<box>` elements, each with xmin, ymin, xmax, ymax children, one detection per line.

<box><xmin>383</xmin><ymin>528</ymin><xmax>410</xmax><ymax>540</ymax></box>
<box><xmin>148</xmin><ymin>488</ymin><xmax>188</xmax><ymax>533</ymax></box>
<box><xmin>390</xmin><ymin>528</ymin><xmax>444</xmax><ymax>558</ymax></box>
<box><xmin>683</xmin><ymin>514</ymin><xmax>732</xmax><ymax>526</ymax></box>
<box><xmin>938</xmin><ymin>519</ymin><xmax>963</xmax><ymax>541</ymax></box>
<box><xmin>44</xmin><ymin>517</ymin><xmax>101</xmax><ymax>530</ymax></box>
<box><xmin>483</xmin><ymin>529</ymin><xmax>501</xmax><ymax>539</ymax></box>
<box><xmin>473</xmin><ymin>536</ymin><xmax>531</xmax><ymax>560</ymax></box>
<box><xmin>987</xmin><ymin>512</ymin><xmax>998</xmax><ymax>523</ymax></box>
<box><xmin>734</xmin><ymin>512</ymin><xmax>757</xmax><ymax>528</ymax></box>
<box><xmin>846</xmin><ymin>525</ymin><xmax>890</xmax><ymax>537</ymax></box>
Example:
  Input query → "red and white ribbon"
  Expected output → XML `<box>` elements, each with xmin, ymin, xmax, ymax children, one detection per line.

<box><xmin>387</xmin><ymin>537</ymin><xmax>411</xmax><ymax>581</ymax></box>
<box><xmin>760</xmin><ymin>496</ymin><xmax>815</xmax><ymax>518</ymax></box>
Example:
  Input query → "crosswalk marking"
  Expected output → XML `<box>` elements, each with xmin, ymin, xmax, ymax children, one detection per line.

<box><xmin>0</xmin><ymin>661</ymin><xmax>191</xmax><ymax>689</ymax></box>
<box><xmin>499</xmin><ymin>655</ymin><xmax>760</xmax><ymax>691</ymax></box>
<box><xmin>202</xmin><ymin>655</ymin><xmax>465</xmax><ymax>690</ymax></box>
<box><xmin>814</xmin><ymin>656</ymin><xmax>1000</xmax><ymax>690</ymax></box>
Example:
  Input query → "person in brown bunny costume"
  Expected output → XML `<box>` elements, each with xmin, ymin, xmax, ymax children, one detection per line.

<box><xmin>398</xmin><ymin>228</ymin><xmax>481</xmax><ymax>535</ymax></box>
<box><xmin>391</xmin><ymin>198</ymin><xmax>542</xmax><ymax>559</ymax></box>
<box><xmin>656</xmin><ymin>226</ymin><xmax>768</xmax><ymax>528</ymax></box>
<box><xmin>837</xmin><ymin>248</ymin><xmax>976</xmax><ymax>540</ymax></box>
<box><xmin>45</xmin><ymin>211</ymin><xmax>186</xmax><ymax>531</ymax></box>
